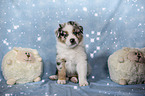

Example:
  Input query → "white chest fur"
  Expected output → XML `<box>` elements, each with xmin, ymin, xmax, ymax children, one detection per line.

<box><xmin>56</xmin><ymin>41</ymin><xmax>86</xmax><ymax>75</ymax></box>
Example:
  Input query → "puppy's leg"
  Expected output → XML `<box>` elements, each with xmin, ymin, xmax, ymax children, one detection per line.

<box><xmin>57</xmin><ymin>59</ymin><xmax>67</xmax><ymax>84</ymax></box>
<box><xmin>77</xmin><ymin>60</ymin><xmax>88</xmax><ymax>86</ymax></box>
<box><xmin>49</xmin><ymin>69</ymin><xmax>58</xmax><ymax>80</ymax></box>
<box><xmin>70</xmin><ymin>77</ymin><xmax>78</xmax><ymax>83</ymax></box>
<box><xmin>49</xmin><ymin>75</ymin><xmax>58</xmax><ymax>80</ymax></box>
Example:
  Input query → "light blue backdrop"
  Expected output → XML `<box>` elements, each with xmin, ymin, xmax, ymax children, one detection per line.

<box><xmin>0</xmin><ymin>0</ymin><xmax>145</xmax><ymax>96</ymax></box>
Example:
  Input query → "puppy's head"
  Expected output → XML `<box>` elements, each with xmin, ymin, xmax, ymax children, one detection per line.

<box><xmin>55</xmin><ymin>21</ymin><xmax>83</xmax><ymax>48</ymax></box>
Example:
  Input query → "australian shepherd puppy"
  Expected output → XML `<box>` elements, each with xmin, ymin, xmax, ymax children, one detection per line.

<box><xmin>49</xmin><ymin>21</ymin><xmax>90</xmax><ymax>86</ymax></box>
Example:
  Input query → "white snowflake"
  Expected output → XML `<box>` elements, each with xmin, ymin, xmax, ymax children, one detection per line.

<box><xmin>85</xmin><ymin>44</ymin><xmax>89</xmax><ymax>48</ymax></box>
<box><xmin>93</xmin><ymin>50</ymin><xmax>97</xmax><ymax>54</ymax></box>
<box><xmin>96</xmin><ymin>46</ymin><xmax>100</xmax><ymax>50</ymax></box>
<box><xmin>132</xmin><ymin>0</ymin><xmax>138</xmax><ymax>2</ymax></box>
<box><xmin>91</xmin><ymin>31</ymin><xmax>95</xmax><ymax>34</ymax></box>
<box><xmin>86</xmin><ymin>34</ymin><xmax>89</xmax><ymax>37</ymax></box>
<box><xmin>119</xmin><ymin>17</ymin><xmax>122</xmax><ymax>20</ymax></box>
<box><xmin>37</xmin><ymin>37</ymin><xmax>41</xmax><ymax>41</ymax></box>
<box><xmin>13</xmin><ymin>25</ymin><xmax>19</xmax><ymax>29</ymax></box>
<box><xmin>42</xmin><ymin>80</ymin><xmax>45</xmax><ymax>82</ymax></box>
<box><xmin>102</xmin><ymin>8</ymin><xmax>106</xmax><ymax>11</ymax></box>
<box><xmin>90</xmin><ymin>53</ymin><xmax>94</xmax><ymax>58</ymax></box>
<box><xmin>32</xmin><ymin>4</ymin><xmax>35</xmax><ymax>7</ymax></box>
<box><xmin>74</xmin><ymin>86</ymin><xmax>78</xmax><ymax>89</ymax></box>
<box><xmin>90</xmin><ymin>38</ymin><xmax>95</xmax><ymax>42</ymax></box>
<box><xmin>83</xmin><ymin>7</ymin><xmax>87</xmax><ymax>12</ymax></box>
<box><xmin>75</xmin><ymin>9</ymin><xmax>78</xmax><ymax>12</ymax></box>
<box><xmin>138</xmin><ymin>23</ymin><xmax>142</xmax><ymax>26</ymax></box>
<box><xmin>94</xmin><ymin>13</ymin><xmax>98</xmax><ymax>16</ymax></box>
<box><xmin>45</xmin><ymin>92</ymin><xmax>49</xmax><ymax>96</ymax></box>
<box><xmin>92</xmin><ymin>76</ymin><xmax>95</xmax><ymax>79</ymax></box>
<box><xmin>137</xmin><ymin>9</ymin><xmax>140</xmax><ymax>11</ymax></box>
<box><xmin>97</xmin><ymin>32</ymin><xmax>101</xmax><ymax>36</ymax></box>
<box><xmin>54</xmin><ymin>94</ymin><xmax>57</xmax><ymax>96</ymax></box>
<box><xmin>3</xmin><ymin>40</ymin><xmax>7</xmax><ymax>44</ymax></box>
<box><xmin>141</xmin><ymin>6</ymin><xmax>144</xmax><ymax>9</ymax></box>
<box><xmin>96</xmin><ymin>37</ymin><xmax>100</xmax><ymax>40</ymax></box>
<box><xmin>110</xmin><ymin>18</ymin><xmax>114</xmax><ymax>21</ymax></box>
<box><xmin>107</xmin><ymin>83</ymin><xmax>109</xmax><ymax>85</ymax></box>
<box><xmin>5</xmin><ymin>94</ymin><xmax>11</xmax><ymax>96</ymax></box>
<box><xmin>12</xmin><ymin>5</ymin><xmax>15</xmax><ymax>8</ymax></box>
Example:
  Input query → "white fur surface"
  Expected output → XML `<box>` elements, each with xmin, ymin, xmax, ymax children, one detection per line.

<box><xmin>2</xmin><ymin>47</ymin><xmax>43</xmax><ymax>84</ymax></box>
<box><xmin>108</xmin><ymin>47</ymin><xmax>145</xmax><ymax>85</ymax></box>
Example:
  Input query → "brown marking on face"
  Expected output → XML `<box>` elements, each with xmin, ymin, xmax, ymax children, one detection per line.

<box><xmin>68</xmin><ymin>21</ymin><xmax>83</xmax><ymax>44</ymax></box>
<box><xmin>55</xmin><ymin>26</ymin><xmax>69</xmax><ymax>44</ymax></box>
<box><xmin>73</xmin><ymin>28</ymin><xmax>83</xmax><ymax>43</ymax></box>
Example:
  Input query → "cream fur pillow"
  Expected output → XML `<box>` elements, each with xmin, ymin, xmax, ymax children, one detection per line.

<box><xmin>2</xmin><ymin>47</ymin><xmax>43</xmax><ymax>85</ymax></box>
<box><xmin>108</xmin><ymin>47</ymin><xmax>145</xmax><ymax>85</ymax></box>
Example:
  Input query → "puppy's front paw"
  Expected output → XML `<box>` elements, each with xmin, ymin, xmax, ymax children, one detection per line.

<box><xmin>49</xmin><ymin>75</ymin><xmax>58</xmax><ymax>80</ymax></box>
<box><xmin>79</xmin><ymin>80</ymin><xmax>88</xmax><ymax>86</ymax></box>
<box><xmin>57</xmin><ymin>80</ymin><xmax>66</xmax><ymax>84</ymax></box>
<box><xmin>71</xmin><ymin>77</ymin><xmax>78</xmax><ymax>83</ymax></box>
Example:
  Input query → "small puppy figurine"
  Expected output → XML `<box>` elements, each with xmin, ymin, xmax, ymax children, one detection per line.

<box><xmin>49</xmin><ymin>21</ymin><xmax>90</xmax><ymax>86</ymax></box>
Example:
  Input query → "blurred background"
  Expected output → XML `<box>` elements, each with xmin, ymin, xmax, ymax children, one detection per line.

<box><xmin>0</xmin><ymin>0</ymin><xmax>145</xmax><ymax>95</ymax></box>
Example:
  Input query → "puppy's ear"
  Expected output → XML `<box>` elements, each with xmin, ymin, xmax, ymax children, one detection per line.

<box><xmin>59</xmin><ymin>24</ymin><xmax>62</xmax><ymax>28</ymax></box>
<box><xmin>55</xmin><ymin>30</ymin><xmax>59</xmax><ymax>38</ymax></box>
<box><xmin>79</xmin><ymin>26</ymin><xmax>83</xmax><ymax>34</ymax></box>
<box><xmin>68</xmin><ymin>21</ymin><xmax>75</xmax><ymax>25</ymax></box>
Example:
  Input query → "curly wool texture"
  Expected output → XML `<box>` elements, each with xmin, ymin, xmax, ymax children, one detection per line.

<box><xmin>108</xmin><ymin>47</ymin><xmax>145</xmax><ymax>85</ymax></box>
<box><xmin>2</xmin><ymin>47</ymin><xmax>43</xmax><ymax>84</ymax></box>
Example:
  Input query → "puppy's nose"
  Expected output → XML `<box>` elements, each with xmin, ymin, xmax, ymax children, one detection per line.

<box><xmin>137</xmin><ymin>55</ymin><xmax>141</xmax><ymax>59</ymax></box>
<box><xmin>70</xmin><ymin>38</ymin><xmax>75</xmax><ymax>44</ymax></box>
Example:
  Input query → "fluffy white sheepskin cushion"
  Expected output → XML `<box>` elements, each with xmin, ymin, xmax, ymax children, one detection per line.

<box><xmin>108</xmin><ymin>47</ymin><xmax>145</xmax><ymax>85</ymax></box>
<box><xmin>2</xmin><ymin>47</ymin><xmax>43</xmax><ymax>85</ymax></box>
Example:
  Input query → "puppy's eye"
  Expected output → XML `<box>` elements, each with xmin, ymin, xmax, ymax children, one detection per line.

<box><xmin>60</xmin><ymin>31</ymin><xmax>68</xmax><ymax>37</ymax></box>
<box><xmin>135</xmin><ymin>52</ymin><xmax>137</xmax><ymax>55</ymax></box>
<box><xmin>64</xmin><ymin>33</ymin><xmax>68</xmax><ymax>37</ymax></box>
<box><xmin>73</xmin><ymin>32</ymin><xmax>78</xmax><ymax>35</ymax></box>
<box><xmin>57</xmin><ymin>62</ymin><xmax>61</xmax><ymax>65</ymax></box>
<box><xmin>60</xmin><ymin>31</ymin><xmax>64</xmax><ymax>36</ymax></box>
<box><xmin>25</xmin><ymin>52</ymin><xmax>27</xmax><ymax>55</ymax></box>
